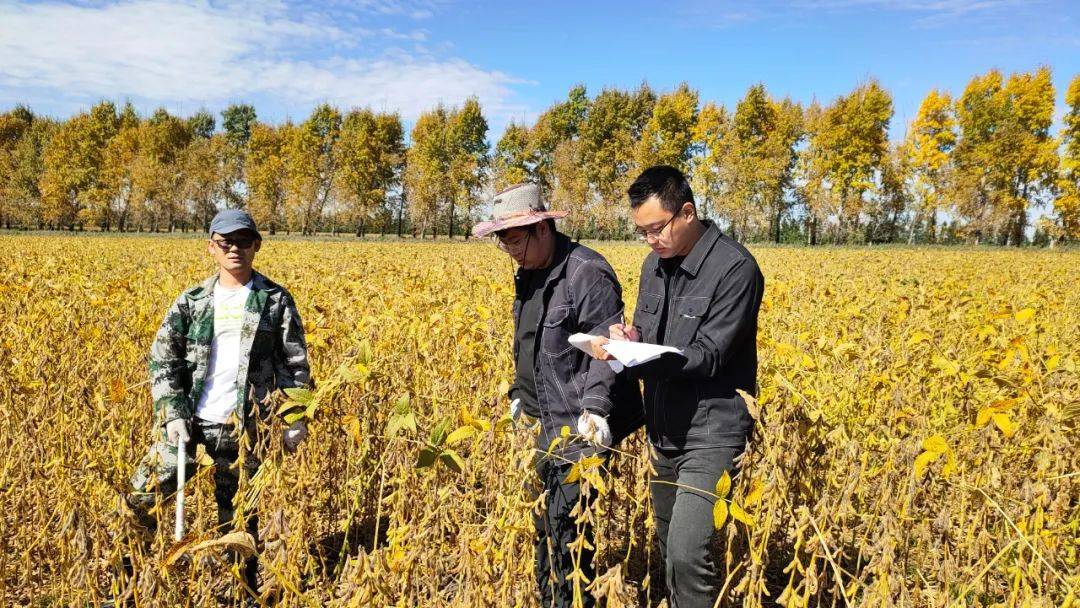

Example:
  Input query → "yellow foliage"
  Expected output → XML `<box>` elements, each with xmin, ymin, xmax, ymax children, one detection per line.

<box><xmin>2</xmin><ymin>237</ymin><xmax>1077</xmax><ymax>607</ymax></box>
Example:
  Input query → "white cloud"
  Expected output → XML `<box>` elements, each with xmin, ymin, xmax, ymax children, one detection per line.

<box><xmin>0</xmin><ymin>0</ymin><xmax>528</xmax><ymax>124</ymax></box>
<box><xmin>681</xmin><ymin>0</ymin><xmax>1041</xmax><ymax>28</ymax></box>
<box><xmin>794</xmin><ymin>0</ymin><xmax>1037</xmax><ymax>26</ymax></box>
<box><xmin>349</xmin><ymin>0</ymin><xmax>444</xmax><ymax>20</ymax></box>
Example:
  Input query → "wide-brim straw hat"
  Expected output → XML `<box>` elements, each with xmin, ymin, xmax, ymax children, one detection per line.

<box><xmin>472</xmin><ymin>183</ymin><xmax>568</xmax><ymax>238</ymax></box>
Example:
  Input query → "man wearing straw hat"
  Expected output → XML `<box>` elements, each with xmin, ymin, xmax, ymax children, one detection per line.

<box><xmin>119</xmin><ymin>209</ymin><xmax>312</xmax><ymax>601</ymax></box>
<box><xmin>474</xmin><ymin>183</ymin><xmax>643</xmax><ymax>608</ymax></box>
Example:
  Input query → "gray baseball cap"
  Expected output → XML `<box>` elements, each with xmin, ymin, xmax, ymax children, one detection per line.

<box><xmin>209</xmin><ymin>209</ymin><xmax>261</xmax><ymax>239</ymax></box>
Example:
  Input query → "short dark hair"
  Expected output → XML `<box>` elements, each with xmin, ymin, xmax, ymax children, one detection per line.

<box><xmin>627</xmin><ymin>165</ymin><xmax>694</xmax><ymax>213</ymax></box>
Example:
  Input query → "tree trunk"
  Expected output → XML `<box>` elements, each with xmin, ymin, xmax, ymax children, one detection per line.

<box><xmin>1010</xmin><ymin>207</ymin><xmax>1024</xmax><ymax>247</ymax></box>
<box><xmin>907</xmin><ymin>211</ymin><xmax>919</xmax><ymax>244</ymax></box>
<box><xmin>774</xmin><ymin>203</ymin><xmax>782</xmax><ymax>244</ymax></box>
<box><xmin>448</xmin><ymin>197</ymin><xmax>455</xmax><ymax>241</ymax></box>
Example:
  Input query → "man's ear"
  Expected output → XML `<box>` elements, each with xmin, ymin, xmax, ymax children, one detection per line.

<box><xmin>682</xmin><ymin>202</ymin><xmax>697</xmax><ymax>220</ymax></box>
<box><xmin>253</xmin><ymin>239</ymin><xmax>262</xmax><ymax>253</ymax></box>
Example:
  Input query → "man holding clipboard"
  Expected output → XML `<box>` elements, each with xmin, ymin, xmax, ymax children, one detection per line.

<box><xmin>588</xmin><ymin>166</ymin><xmax>764</xmax><ymax>608</ymax></box>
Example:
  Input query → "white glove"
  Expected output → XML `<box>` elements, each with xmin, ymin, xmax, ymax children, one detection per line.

<box><xmin>283</xmin><ymin>420</ymin><xmax>307</xmax><ymax>452</ymax></box>
<box><xmin>166</xmin><ymin>418</ymin><xmax>191</xmax><ymax>446</ymax></box>
<box><xmin>577</xmin><ymin>411</ymin><xmax>612</xmax><ymax>448</ymax></box>
<box><xmin>509</xmin><ymin>397</ymin><xmax>539</xmax><ymax>430</ymax></box>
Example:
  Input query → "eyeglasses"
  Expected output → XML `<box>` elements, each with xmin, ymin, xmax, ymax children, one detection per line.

<box><xmin>211</xmin><ymin>237</ymin><xmax>256</xmax><ymax>251</ymax></box>
<box><xmin>634</xmin><ymin>213</ymin><xmax>677</xmax><ymax>242</ymax></box>
<box><xmin>492</xmin><ymin>231</ymin><xmax>531</xmax><ymax>254</ymax></box>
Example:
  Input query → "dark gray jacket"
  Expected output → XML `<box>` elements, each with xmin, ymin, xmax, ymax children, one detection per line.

<box><xmin>628</xmin><ymin>221</ymin><xmax>763</xmax><ymax>450</ymax></box>
<box><xmin>511</xmin><ymin>233</ymin><xmax>644</xmax><ymax>458</ymax></box>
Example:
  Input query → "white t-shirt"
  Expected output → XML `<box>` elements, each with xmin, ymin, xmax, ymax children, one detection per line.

<box><xmin>195</xmin><ymin>279</ymin><xmax>253</xmax><ymax>423</ymax></box>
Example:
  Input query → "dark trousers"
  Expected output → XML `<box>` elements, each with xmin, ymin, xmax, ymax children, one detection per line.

<box><xmin>534</xmin><ymin>457</ymin><xmax>603</xmax><ymax>608</ymax></box>
<box><xmin>128</xmin><ymin>418</ymin><xmax>260</xmax><ymax>595</ymax></box>
<box><xmin>650</xmin><ymin>445</ymin><xmax>743</xmax><ymax>608</ymax></box>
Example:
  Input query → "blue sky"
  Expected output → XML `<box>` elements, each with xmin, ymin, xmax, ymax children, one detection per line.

<box><xmin>1</xmin><ymin>0</ymin><xmax>1077</xmax><ymax>139</ymax></box>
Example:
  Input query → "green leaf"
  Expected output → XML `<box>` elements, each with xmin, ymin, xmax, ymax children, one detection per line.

<box><xmin>430</xmin><ymin>418</ymin><xmax>451</xmax><ymax>447</ymax></box>
<box><xmin>415</xmin><ymin>447</ymin><xmax>437</xmax><ymax>468</ymax></box>
<box><xmin>386</xmin><ymin>415</ymin><xmax>404</xmax><ymax>438</ymax></box>
<box><xmin>445</xmin><ymin>425</ymin><xmax>477</xmax><ymax>446</ymax></box>
<box><xmin>336</xmin><ymin>363</ymin><xmax>361</xmax><ymax>383</ymax></box>
<box><xmin>494</xmin><ymin>415</ymin><xmax>512</xmax><ymax>431</ymax></box>
<box><xmin>358</xmin><ymin>339</ymin><xmax>373</xmax><ymax>365</ymax></box>
<box><xmin>276</xmin><ymin>402</ymin><xmax>303</xmax><ymax>417</ymax></box>
<box><xmin>439</xmin><ymin>449</ymin><xmax>465</xmax><ymax>474</ymax></box>
<box><xmin>283</xmin><ymin>387</ymin><xmax>313</xmax><ymax>405</ymax></box>
<box><xmin>401</xmin><ymin>412</ymin><xmax>417</xmax><ymax>435</ymax></box>
<box><xmin>283</xmin><ymin>411</ymin><xmax>306</xmax><ymax>425</ymax></box>
<box><xmin>394</xmin><ymin>394</ymin><xmax>411</xmax><ymax>415</ymax></box>
<box><xmin>386</xmin><ymin>416</ymin><xmax>401</xmax><ymax>437</ymax></box>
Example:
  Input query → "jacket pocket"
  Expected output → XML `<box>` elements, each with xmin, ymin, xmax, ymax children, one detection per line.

<box><xmin>634</xmin><ymin>292</ymin><xmax>662</xmax><ymax>341</ymax></box>
<box><xmin>668</xmin><ymin>296</ymin><xmax>708</xmax><ymax>346</ymax></box>
<box><xmin>540</xmin><ymin>305</ymin><xmax>576</xmax><ymax>356</ymax></box>
<box><xmin>697</xmin><ymin>383</ymin><xmax>755</xmax><ymax>440</ymax></box>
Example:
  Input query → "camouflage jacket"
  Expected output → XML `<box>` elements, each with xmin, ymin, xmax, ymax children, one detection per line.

<box><xmin>149</xmin><ymin>271</ymin><xmax>311</xmax><ymax>426</ymax></box>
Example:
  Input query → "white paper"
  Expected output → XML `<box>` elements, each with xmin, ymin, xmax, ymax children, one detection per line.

<box><xmin>602</xmin><ymin>339</ymin><xmax>682</xmax><ymax>367</ymax></box>
<box><xmin>568</xmin><ymin>333</ymin><xmax>682</xmax><ymax>373</ymax></box>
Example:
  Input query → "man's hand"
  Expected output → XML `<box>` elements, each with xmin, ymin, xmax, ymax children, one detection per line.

<box><xmin>588</xmin><ymin>335</ymin><xmax>613</xmax><ymax>360</ymax></box>
<box><xmin>609</xmin><ymin>322</ymin><xmax>640</xmax><ymax>342</ymax></box>
<box><xmin>166</xmin><ymin>418</ymin><xmax>191</xmax><ymax>446</ymax></box>
<box><xmin>577</xmin><ymin>411</ymin><xmax>612</xmax><ymax>448</ymax></box>
<box><xmin>283</xmin><ymin>420</ymin><xmax>307</xmax><ymax>453</ymax></box>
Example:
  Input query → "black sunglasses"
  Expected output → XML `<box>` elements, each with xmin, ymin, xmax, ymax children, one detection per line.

<box><xmin>211</xmin><ymin>237</ymin><xmax>257</xmax><ymax>251</ymax></box>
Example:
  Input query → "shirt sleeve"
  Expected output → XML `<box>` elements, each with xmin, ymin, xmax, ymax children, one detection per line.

<box><xmin>574</xmin><ymin>261</ymin><xmax>626</xmax><ymax>417</ymax></box>
<box><xmin>274</xmin><ymin>291</ymin><xmax>312</xmax><ymax>389</ymax></box>
<box><xmin>149</xmin><ymin>294</ymin><xmax>192</xmax><ymax>425</ymax></box>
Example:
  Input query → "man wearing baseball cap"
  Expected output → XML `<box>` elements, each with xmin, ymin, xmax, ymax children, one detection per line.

<box><xmin>120</xmin><ymin>209</ymin><xmax>311</xmax><ymax>601</ymax></box>
<box><xmin>474</xmin><ymin>183</ymin><xmax>643</xmax><ymax>608</ymax></box>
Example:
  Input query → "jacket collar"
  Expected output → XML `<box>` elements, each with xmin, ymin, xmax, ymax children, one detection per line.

<box><xmin>543</xmin><ymin>232</ymin><xmax>573</xmax><ymax>289</ymax></box>
<box><xmin>513</xmin><ymin>231</ymin><xmax>573</xmax><ymax>291</ymax></box>
<box><xmin>652</xmin><ymin>220</ymin><xmax>722</xmax><ymax>279</ymax></box>
<box><xmin>188</xmin><ymin>270</ymin><xmax>274</xmax><ymax>300</ymax></box>
<box><xmin>680</xmin><ymin>220</ymin><xmax>722</xmax><ymax>277</ymax></box>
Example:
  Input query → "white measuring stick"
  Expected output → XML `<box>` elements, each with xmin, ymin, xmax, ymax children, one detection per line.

<box><xmin>174</xmin><ymin>435</ymin><xmax>186</xmax><ymax>541</ymax></box>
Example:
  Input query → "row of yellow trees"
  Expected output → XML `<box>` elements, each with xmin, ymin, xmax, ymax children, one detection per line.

<box><xmin>495</xmin><ymin>68</ymin><xmax>1080</xmax><ymax>245</ymax></box>
<box><xmin>0</xmin><ymin>102</ymin><xmax>407</xmax><ymax>236</ymax></box>
<box><xmin>1</xmin><ymin>67</ymin><xmax>1078</xmax><ymax>243</ymax></box>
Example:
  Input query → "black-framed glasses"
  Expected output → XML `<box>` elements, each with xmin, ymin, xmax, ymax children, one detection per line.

<box><xmin>211</xmin><ymin>237</ymin><xmax>256</xmax><ymax>251</ymax></box>
<box><xmin>634</xmin><ymin>213</ymin><xmax>677</xmax><ymax>241</ymax></box>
